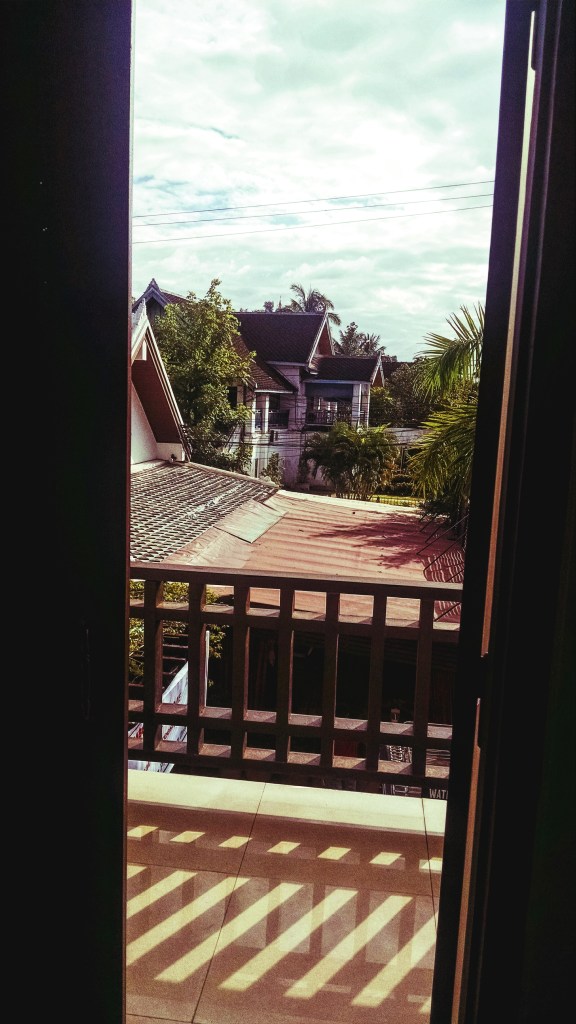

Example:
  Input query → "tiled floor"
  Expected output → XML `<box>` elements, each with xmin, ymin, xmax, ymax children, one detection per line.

<box><xmin>126</xmin><ymin>770</ymin><xmax>446</xmax><ymax>1024</ymax></box>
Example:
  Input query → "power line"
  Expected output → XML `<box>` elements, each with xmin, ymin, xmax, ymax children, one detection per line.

<box><xmin>134</xmin><ymin>191</ymin><xmax>493</xmax><ymax>228</ymax></box>
<box><xmin>133</xmin><ymin>202</ymin><xmax>493</xmax><ymax>245</ymax></box>
<box><xmin>132</xmin><ymin>178</ymin><xmax>495</xmax><ymax>219</ymax></box>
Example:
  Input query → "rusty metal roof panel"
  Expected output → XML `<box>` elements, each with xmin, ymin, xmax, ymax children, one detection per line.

<box><xmin>130</xmin><ymin>462</ymin><xmax>277</xmax><ymax>562</ymax></box>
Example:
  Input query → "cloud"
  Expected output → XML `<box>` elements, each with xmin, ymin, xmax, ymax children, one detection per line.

<box><xmin>132</xmin><ymin>0</ymin><xmax>505</xmax><ymax>360</ymax></box>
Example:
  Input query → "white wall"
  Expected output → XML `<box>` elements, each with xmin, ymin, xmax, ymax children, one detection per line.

<box><xmin>131</xmin><ymin>384</ymin><xmax>160</xmax><ymax>464</ymax></box>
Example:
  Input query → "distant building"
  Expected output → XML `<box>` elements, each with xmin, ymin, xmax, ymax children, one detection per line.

<box><xmin>133</xmin><ymin>281</ymin><xmax>386</xmax><ymax>486</ymax></box>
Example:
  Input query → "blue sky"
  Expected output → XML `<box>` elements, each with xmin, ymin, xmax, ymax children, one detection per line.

<box><xmin>131</xmin><ymin>0</ymin><xmax>507</xmax><ymax>361</ymax></box>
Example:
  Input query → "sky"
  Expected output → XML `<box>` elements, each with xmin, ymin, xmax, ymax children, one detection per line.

<box><xmin>131</xmin><ymin>0</ymin><xmax>507</xmax><ymax>362</ymax></box>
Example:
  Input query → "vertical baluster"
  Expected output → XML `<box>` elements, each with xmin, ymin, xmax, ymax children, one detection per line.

<box><xmin>321</xmin><ymin>591</ymin><xmax>340</xmax><ymax>769</ymax></box>
<box><xmin>231</xmin><ymin>583</ymin><xmax>250</xmax><ymax>764</ymax></box>
<box><xmin>412</xmin><ymin>597</ymin><xmax>435</xmax><ymax>781</ymax></box>
<box><xmin>366</xmin><ymin>592</ymin><xmax>387</xmax><ymax>771</ymax></box>
<box><xmin>276</xmin><ymin>586</ymin><xmax>295</xmax><ymax>764</ymax></box>
<box><xmin>142</xmin><ymin>579</ymin><xmax>164</xmax><ymax>754</ymax></box>
<box><xmin>186</xmin><ymin>581</ymin><xmax>206</xmax><ymax>757</ymax></box>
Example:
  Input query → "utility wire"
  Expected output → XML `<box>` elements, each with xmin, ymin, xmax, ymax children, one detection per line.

<box><xmin>134</xmin><ymin>191</ymin><xmax>493</xmax><ymax>228</ymax></box>
<box><xmin>133</xmin><ymin>202</ymin><xmax>493</xmax><ymax>245</ymax></box>
<box><xmin>132</xmin><ymin>178</ymin><xmax>495</xmax><ymax>219</ymax></box>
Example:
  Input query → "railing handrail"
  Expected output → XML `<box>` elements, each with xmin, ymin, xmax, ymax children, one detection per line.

<box><xmin>268</xmin><ymin>409</ymin><xmax>289</xmax><ymax>427</ymax></box>
<box><xmin>128</xmin><ymin>562</ymin><xmax>460</xmax><ymax>796</ymax></box>
<box><xmin>131</xmin><ymin>561</ymin><xmax>462</xmax><ymax>601</ymax></box>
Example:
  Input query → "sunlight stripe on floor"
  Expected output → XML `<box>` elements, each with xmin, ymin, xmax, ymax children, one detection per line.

<box><xmin>351</xmin><ymin>914</ymin><xmax>437</xmax><ymax>1007</ymax></box>
<box><xmin>220</xmin><ymin>887</ymin><xmax>358</xmax><ymax>992</ymax></box>
<box><xmin>127</xmin><ymin>869</ymin><xmax>197</xmax><ymax>919</ymax></box>
<box><xmin>285</xmin><ymin>893</ymin><xmax>411</xmax><ymax>999</ymax></box>
<box><xmin>127</xmin><ymin>874</ymin><xmax>238</xmax><ymax>965</ymax></box>
<box><xmin>156</xmin><ymin>879</ymin><xmax>303</xmax><ymax>983</ymax></box>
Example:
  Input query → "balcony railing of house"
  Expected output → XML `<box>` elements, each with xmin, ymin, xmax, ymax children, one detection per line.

<box><xmin>128</xmin><ymin>563</ymin><xmax>461</xmax><ymax>795</ymax></box>
<box><xmin>253</xmin><ymin>409</ymin><xmax>290</xmax><ymax>431</ymax></box>
<box><xmin>305</xmin><ymin>409</ymin><xmax>351</xmax><ymax>426</ymax></box>
<box><xmin>268</xmin><ymin>409</ymin><xmax>290</xmax><ymax>428</ymax></box>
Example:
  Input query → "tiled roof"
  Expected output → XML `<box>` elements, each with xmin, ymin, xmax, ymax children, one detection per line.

<box><xmin>250</xmin><ymin>357</ymin><xmax>296</xmax><ymax>392</ymax></box>
<box><xmin>161</xmin><ymin>289</ymin><xmax>188</xmax><ymax>305</ymax></box>
<box><xmin>131</xmin><ymin>461</ymin><xmax>277</xmax><ymax>562</ymax></box>
<box><xmin>131</xmin><ymin>280</ymin><xmax>187</xmax><ymax>316</ymax></box>
<box><xmin>312</xmin><ymin>355</ymin><xmax>381</xmax><ymax>382</ymax></box>
<box><xmin>232</xmin><ymin>335</ymin><xmax>295</xmax><ymax>393</ymax></box>
<box><xmin>234</xmin><ymin>311</ymin><xmax>326</xmax><ymax>363</ymax></box>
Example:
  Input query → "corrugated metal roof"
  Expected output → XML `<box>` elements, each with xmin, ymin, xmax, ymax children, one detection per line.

<box><xmin>161</xmin><ymin>489</ymin><xmax>463</xmax><ymax>629</ymax></box>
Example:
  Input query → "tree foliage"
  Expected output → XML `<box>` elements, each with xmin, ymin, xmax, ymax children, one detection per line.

<box><xmin>154</xmin><ymin>279</ymin><xmax>255</xmax><ymax>471</ymax></box>
<box><xmin>280</xmin><ymin>282</ymin><xmax>342</xmax><ymax>326</ymax></box>
<box><xmin>415</xmin><ymin>303</ymin><xmax>484</xmax><ymax>399</ymax></box>
<box><xmin>299</xmin><ymin>422</ymin><xmax>399</xmax><ymax>501</ymax></box>
<box><xmin>129</xmin><ymin>580</ymin><xmax>226</xmax><ymax>689</ymax></box>
<box><xmin>368</xmin><ymin>386</ymin><xmax>395</xmax><ymax>427</ymax></box>
<box><xmin>370</xmin><ymin>359</ymin><xmax>437</xmax><ymax>427</ymax></box>
<box><xmin>335</xmin><ymin>321</ymin><xmax>384</xmax><ymax>355</ymax></box>
<box><xmin>408</xmin><ymin>303</ymin><xmax>484</xmax><ymax>523</ymax></box>
<box><xmin>261</xmin><ymin>452</ymin><xmax>283</xmax><ymax>485</ymax></box>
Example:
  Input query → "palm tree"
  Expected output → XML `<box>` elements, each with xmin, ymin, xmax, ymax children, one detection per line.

<box><xmin>299</xmin><ymin>421</ymin><xmax>398</xmax><ymax>501</ymax></box>
<box><xmin>358</xmin><ymin>331</ymin><xmax>383</xmax><ymax>354</ymax></box>
<box><xmin>416</xmin><ymin>303</ymin><xmax>483</xmax><ymax>397</ymax></box>
<box><xmin>408</xmin><ymin>303</ymin><xmax>484</xmax><ymax>527</ymax></box>
<box><xmin>282</xmin><ymin>282</ymin><xmax>342</xmax><ymax>327</ymax></box>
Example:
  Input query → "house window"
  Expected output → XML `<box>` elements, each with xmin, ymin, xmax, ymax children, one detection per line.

<box><xmin>268</xmin><ymin>394</ymin><xmax>289</xmax><ymax>429</ymax></box>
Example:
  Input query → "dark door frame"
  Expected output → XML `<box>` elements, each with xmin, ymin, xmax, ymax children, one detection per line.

<box><xmin>432</xmin><ymin>1</ymin><xmax>575</xmax><ymax>1020</ymax></box>
<box><xmin>9</xmin><ymin>3</ymin><xmax>133</xmax><ymax>1022</ymax></box>
<box><xmin>10</xmin><ymin>2</ymin><xmax>573</xmax><ymax>1021</ymax></box>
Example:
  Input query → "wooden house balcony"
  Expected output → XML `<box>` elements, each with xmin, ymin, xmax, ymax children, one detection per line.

<box><xmin>126</xmin><ymin>563</ymin><xmax>460</xmax><ymax>1022</ymax></box>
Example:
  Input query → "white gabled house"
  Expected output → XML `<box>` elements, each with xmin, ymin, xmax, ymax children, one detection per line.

<box><xmin>134</xmin><ymin>281</ymin><xmax>386</xmax><ymax>487</ymax></box>
<box><xmin>129</xmin><ymin>300</ymin><xmax>278</xmax><ymax>771</ymax></box>
<box><xmin>232</xmin><ymin>310</ymin><xmax>386</xmax><ymax>486</ymax></box>
<box><xmin>130</xmin><ymin>298</ymin><xmax>187</xmax><ymax>467</ymax></box>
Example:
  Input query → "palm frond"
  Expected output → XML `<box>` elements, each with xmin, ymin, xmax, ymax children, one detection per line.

<box><xmin>409</xmin><ymin>403</ymin><xmax>477</xmax><ymax>503</ymax></box>
<box><xmin>416</xmin><ymin>303</ymin><xmax>484</xmax><ymax>398</ymax></box>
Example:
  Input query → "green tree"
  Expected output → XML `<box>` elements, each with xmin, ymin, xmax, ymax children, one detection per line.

<box><xmin>335</xmin><ymin>322</ymin><xmax>384</xmax><ymax>355</ymax></box>
<box><xmin>281</xmin><ymin>282</ymin><xmax>342</xmax><ymax>327</ymax></box>
<box><xmin>299</xmin><ymin>421</ymin><xmax>399</xmax><ymax>501</ymax></box>
<box><xmin>261</xmin><ymin>452</ymin><xmax>283</xmax><ymax>485</ymax></box>
<box><xmin>369</xmin><ymin>362</ymin><xmax>436</xmax><ymax>428</ymax></box>
<box><xmin>388</xmin><ymin>359</ymin><xmax>438</xmax><ymax>425</ymax></box>
<box><xmin>154</xmin><ymin>279</ymin><xmax>255</xmax><ymax>471</ymax></box>
<box><xmin>408</xmin><ymin>303</ymin><xmax>484</xmax><ymax>525</ymax></box>
<box><xmin>368</xmin><ymin>386</ymin><xmax>395</xmax><ymax>426</ymax></box>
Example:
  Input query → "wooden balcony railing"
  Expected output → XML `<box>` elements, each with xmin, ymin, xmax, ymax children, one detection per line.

<box><xmin>268</xmin><ymin>409</ymin><xmax>290</xmax><ymax>428</ymax></box>
<box><xmin>128</xmin><ymin>564</ymin><xmax>461</xmax><ymax>795</ymax></box>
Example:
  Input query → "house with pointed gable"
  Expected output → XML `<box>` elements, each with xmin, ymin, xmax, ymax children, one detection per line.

<box><xmin>130</xmin><ymin>295</ymin><xmax>278</xmax><ymax>561</ymax></box>
<box><xmin>131</xmin><ymin>297</ymin><xmax>187</xmax><ymax>466</ymax></box>
<box><xmin>133</xmin><ymin>280</ymin><xmax>386</xmax><ymax>487</ymax></box>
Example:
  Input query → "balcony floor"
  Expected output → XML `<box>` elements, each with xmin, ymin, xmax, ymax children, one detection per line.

<box><xmin>127</xmin><ymin>769</ymin><xmax>446</xmax><ymax>1024</ymax></box>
